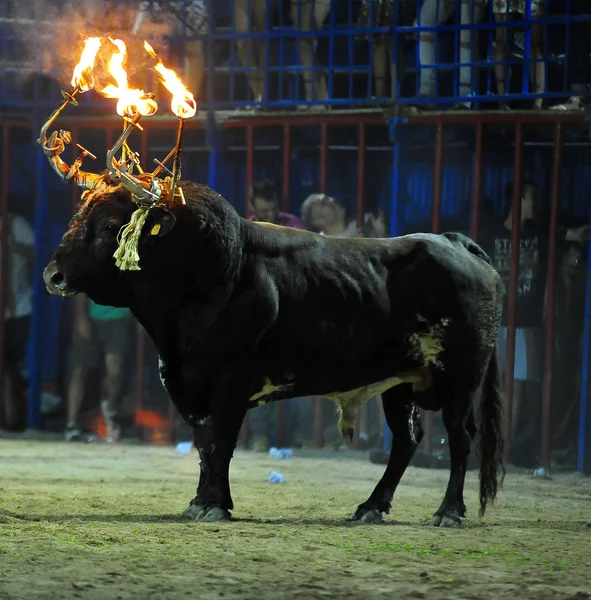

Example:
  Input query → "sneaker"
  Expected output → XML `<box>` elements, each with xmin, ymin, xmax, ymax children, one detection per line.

<box><xmin>104</xmin><ymin>421</ymin><xmax>122</xmax><ymax>444</ymax></box>
<box><xmin>65</xmin><ymin>425</ymin><xmax>83</xmax><ymax>442</ymax></box>
<box><xmin>251</xmin><ymin>435</ymin><xmax>269</xmax><ymax>453</ymax></box>
<box><xmin>549</xmin><ymin>96</ymin><xmax>584</xmax><ymax>111</ymax></box>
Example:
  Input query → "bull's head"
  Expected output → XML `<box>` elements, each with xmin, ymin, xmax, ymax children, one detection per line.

<box><xmin>42</xmin><ymin>175</ymin><xmax>176</xmax><ymax>305</ymax></box>
<box><xmin>43</xmin><ymin>180</ymin><xmax>243</xmax><ymax>309</ymax></box>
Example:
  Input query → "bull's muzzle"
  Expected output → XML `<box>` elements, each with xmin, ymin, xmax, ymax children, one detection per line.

<box><xmin>43</xmin><ymin>261</ymin><xmax>77</xmax><ymax>297</ymax></box>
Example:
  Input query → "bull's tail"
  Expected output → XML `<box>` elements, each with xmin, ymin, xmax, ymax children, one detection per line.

<box><xmin>477</xmin><ymin>346</ymin><xmax>506</xmax><ymax>517</ymax></box>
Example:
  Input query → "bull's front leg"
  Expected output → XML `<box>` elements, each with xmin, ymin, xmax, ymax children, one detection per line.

<box><xmin>182</xmin><ymin>405</ymin><xmax>247</xmax><ymax>523</ymax></box>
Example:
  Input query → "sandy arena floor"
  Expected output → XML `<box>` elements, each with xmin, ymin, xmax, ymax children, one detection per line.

<box><xmin>0</xmin><ymin>440</ymin><xmax>590</xmax><ymax>600</ymax></box>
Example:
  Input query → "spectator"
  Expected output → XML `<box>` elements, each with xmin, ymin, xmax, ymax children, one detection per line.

<box><xmin>551</xmin><ymin>237</ymin><xmax>588</xmax><ymax>466</ymax></box>
<box><xmin>415</xmin><ymin>0</ymin><xmax>487</xmax><ymax>109</ymax></box>
<box><xmin>549</xmin><ymin>0</ymin><xmax>591</xmax><ymax>111</ymax></box>
<box><xmin>247</xmin><ymin>179</ymin><xmax>304</xmax><ymax>452</ymax></box>
<box><xmin>133</xmin><ymin>0</ymin><xmax>208</xmax><ymax>102</ymax></box>
<box><xmin>482</xmin><ymin>180</ymin><xmax>589</xmax><ymax>467</ymax></box>
<box><xmin>233</xmin><ymin>0</ymin><xmax>270</xmax><ymax>107</ymax></box>
<box><xmin>295</xmin><ymin>193</ymin><xmax>386</xmax><ymax>449</ymax></box>
<box><xmin>0</xmin><ymin>211</ymin><xmax>34</xmax><ymax>431</ymax></box>
<box><xmin>492</xmin><ymin>0</ymin><xmax>545</xmax><ymax>109</ymax></box>
<box><xmin>289</xmin><ymin>0</ymin><xmax>331</xmax><ymax>108</ymax></box>
<box><xmin>248</xmin><ymin>179</ymin><xmax>305</xmax><ymax>228</ymax></box>
<box><xmin>356</xmin><ymin>0</ymin><xmax>417</xmax><ymax>100</ymax></box>
<box><xmin>300</xmin><ymin>192</ymin><xmax>358</xmax><ymax>236</ymax></box>
<box><xmin>65</xmin><ymin>295</ymin><xmax>135</xmax><ymax>443</ymax></box>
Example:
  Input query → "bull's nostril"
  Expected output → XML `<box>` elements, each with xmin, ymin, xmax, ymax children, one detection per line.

<box><xmin>50</xmin><ymin>272</ymin><xmax>65</xmax><ymax>286</ymax></box>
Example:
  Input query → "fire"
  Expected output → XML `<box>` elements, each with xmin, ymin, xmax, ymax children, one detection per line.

<box><xmin>144</xmin><ymin>42</ymin><xmax>197</xmax><ymax>119</ymax></box>
<box><xmin>100</xmin><ymin>38</ymin><xmax>158</xmax><ymax>117</ymax></box>
<box><xmin>71</xmin><ymin>37</ymin><xmax>102</xmax><ymax>92</ymax></box>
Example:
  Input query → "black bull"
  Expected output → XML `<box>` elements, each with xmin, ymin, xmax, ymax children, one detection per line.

<box><xmin>43</xmin><ymin>177</ymin><xmax>505</xmax><ymax>526</ymax></box>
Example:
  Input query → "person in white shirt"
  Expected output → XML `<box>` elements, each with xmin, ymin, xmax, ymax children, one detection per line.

<box><xmin>1</xmin><ymin>212</ymin><xmax>34</xmax><ymax>430</ymax></box>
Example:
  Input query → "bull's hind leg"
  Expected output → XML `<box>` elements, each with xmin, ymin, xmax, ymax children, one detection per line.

<box><xmin>350</xmin><ymin>385</ymin><xmax>423</xmax><ymax>523</ymax></box>
<box><xmin>429</xmin><ymin>390</ymin><xmax>473</xmax><ymax>528</ymax></box>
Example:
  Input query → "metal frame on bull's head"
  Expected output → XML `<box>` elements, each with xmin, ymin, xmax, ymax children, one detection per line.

<box><xmin>38</xmin><ymin>101</ymin><xmax>178</xmax><ymax>271</ymax></box>
<box><xmin>37</xmin><ymin>36</ymin><xmax>194</xmax><ymax>271</ymax></box>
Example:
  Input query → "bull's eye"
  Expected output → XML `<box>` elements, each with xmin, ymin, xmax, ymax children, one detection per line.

<box><xmin>104</xmin><ymin>219</ymin><xmax>120</xmax><ymax>232</ymax></box>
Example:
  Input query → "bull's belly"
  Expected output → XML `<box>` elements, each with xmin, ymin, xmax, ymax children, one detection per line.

<box><xmin>248</xmin><ymin>366</ymin><xmax>432</xmax><ymax>408</ymax></box>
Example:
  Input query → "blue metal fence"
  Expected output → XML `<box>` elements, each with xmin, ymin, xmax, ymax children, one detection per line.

<box><xmin>1</xmin><ymin>0</ymin><xmax>591</xmax><ymax>110</ymax></box>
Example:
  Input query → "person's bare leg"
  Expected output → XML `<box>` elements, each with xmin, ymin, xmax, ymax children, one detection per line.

<box><xmin>529</xmin><ymin>24</ymin><xmax>545</xmax><ymax>109</ymax></box>
<box><xmin>185</xmin><ymin>40</ymin><xmax>205</xmax><ymax>101</ymax></box>
<box><xmin>290</xmin><ymin>0</ymin><xmax>330</xmax><ymax>104</ymax></box>
<box><xmin>493</xmin><ymin>13</ymin><xmax>511</xmax><ymax>108</ymax></box>
<box><xmin>67</xmin><ymin>365</ymin><xmax>87</xmax><ymax>429</ymax></box>
<box><xmin>234</xmin><ymin>0</ymin><xmax>264</xmax><ymax>102</ymax></box>
<box><xmin>312</xmin><ymin>0</ymin><xmax>330</xmax><ymax>101</ymax></box>
<box><xmin>102</xmin><ymin>353</ymin><xmax>125</xmax><ymax>442</ymax></box>
<box><xmin>373</xmin><ymin>40</ymin><xmax>389</xmax><ymax>98</ymax></box>
<box><xmin>251</xmin><ymin>0</ymin><xmax>273</xmax><ymax>103</ymax></box>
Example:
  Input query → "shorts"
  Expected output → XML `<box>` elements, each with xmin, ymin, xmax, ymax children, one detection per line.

<box><xmin>497</xmin><ymin>326</ymin><xmax>542</xmax><ymax>382</ymax></box>
<box><xmin>493</xmin><ymin>0</ymin><xmax>545</xmax><ymax>17</ymax></box>
<box><xmin>4</xmin><ymin>316</ymin><xmax>31</xmax><ymax>365</ymax></box>
<box><xmin>137</xmin><ymin>0</ymin><xmax>209</xmax><ymax>35</ymax></box>
<box><xmin>70</xmin><ymin>317</ymin><xmax>134</xmax><ymax>369</ymax></box>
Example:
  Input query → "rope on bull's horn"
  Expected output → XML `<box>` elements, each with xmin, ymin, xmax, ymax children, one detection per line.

<box><xmin>113</xmin><ymin>206</ymin><xmax>149</xmax><ymax>271</ymax></box>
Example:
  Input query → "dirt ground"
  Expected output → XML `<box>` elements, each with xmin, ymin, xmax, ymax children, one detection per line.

<box><xmin>0</xmin><ymin>440</ymin><xmax>590</xmax><ymax>600</ymax></box>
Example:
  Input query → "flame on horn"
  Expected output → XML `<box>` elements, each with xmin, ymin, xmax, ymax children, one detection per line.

<box><xmin>144</xmin><ymin>42</ymin><xmax>196</xmax><ymax>119</ymax></box>
<box><xmin>71</xmin><ymin>36</ymin><xmax>102</xmax><ymax>92</ymax></box>
<box><xmin>100</xmin><ymin>38</ymin><xmax>158</xmax><ymax>117</ymax></box>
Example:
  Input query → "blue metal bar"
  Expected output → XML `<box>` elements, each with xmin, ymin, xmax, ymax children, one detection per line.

<box><xmin>453</xmin><ymin>0</ymin><xmax>460</xmax><ymax>100</ymax></box>
<box><xmin>328</xmin><ymin>0</ymin><xmax>335</xmax><ymax>101</ymax></box>
<box><xmin>206</xmin><ymin>0</ymin><xmax>219</xmax><ymax>191</ymax></box>
<box><xmin>522</xmin><ymin>0</ymin><xmax>532</xmax><ymax>96</ymax></box>
<box><xmin>27</xmin><ymin>119</ymin><xmax>47</xmax><ymax>429</ymax></box>
<box><xmin>263</xmin><ymin>0</ymin><xmax>271</xmax><ymax>103</ymax></box>
<box><xmin>578</xmin><ymin>153</ymin><xmax>591</xmax><ymax>474</ymax></box>
<box><xmin>383</xmin><ymin>118</ymin><xmax>406</xmax><ymax>451</ymax></box>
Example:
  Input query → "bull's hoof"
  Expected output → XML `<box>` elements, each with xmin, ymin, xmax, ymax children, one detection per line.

<box><xmin>429</xmin><ymin>510</ymin><xmax>462</xmax><ymax>529</ymax></box>
<box><xmin>182</xmin><ymin>505</ymin><xmax>231</xmax><ymax>522</ymax></box>
<box><xmin>201</xmin><ymin>507</ymin><xmax>231</xmax><ymax>522</ymax></box>
<box><xmin>349</xmin><ymin>506</ymin><xmax>384</xmax><ymax>524</ymax></box>
<box><xmin>182</xmin><ymin>504</ymin><xmax>208</xmax><ymax>520</ymax></box>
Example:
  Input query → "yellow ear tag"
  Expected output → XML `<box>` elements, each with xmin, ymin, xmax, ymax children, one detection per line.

<box><xmin>150</xmin><ymin>223</ymin><xmax>161</xmax><ymax>236</ymax></box>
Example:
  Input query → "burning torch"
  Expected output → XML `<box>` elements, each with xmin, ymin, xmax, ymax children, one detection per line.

<box><xmin>144</xmin><ymin>41</ymin><xmax>197</xmax><ymax>204</ymax></box>
<box><xmin>37</xmin><ymin>37</ymin><xmax>102</xmax><ymax>187</ymax></box>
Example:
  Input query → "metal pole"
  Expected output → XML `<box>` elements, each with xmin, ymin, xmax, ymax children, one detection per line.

<box><xmin>282</xmin><ymin>124</ymin><xmax>291</xmax><ymax>212</ymax></box>
<box><xmin>28</xmin><ymin>117</ymin><xmax>48</xmax><ymax>429</ymax></box>
<box><xmin>315</xmin><ymin>121</ymin><xmax>329</xmax><ymax>448</ymax></box>
<box><xmin>239</xmin><ymin>122</ymin><xmax>255</xmax><ymax>447</ymax></box>
<box><xmin>383</xmin><ymin>123</ymin><xmax>403</xmax><ymax>451</ymax></box>
<box><xmin>470</xmin><ymin>122</ymin><xmax>483</xmax><ymax>242</ymax></box>
<box><xmin>277</xmin><ymin>123</ymin><xmax>292</xmax><ymax>447</ymax></box>
<box><xmin>578</xmin><ymin>171</ymin><xmax>591</xmax><ymax>474</ymax></box>
<box><xmin>540</xmin><ymin>121</ymin><xmax>563</xmax><ymax>474</ymax></box>
<box><xmin>504</xmin><ymin>121</ymin><xmax>524</xmax><ymax>463</ymax></box>
<box><xmin>319</xmin><ymin>123</ymin><xmax>328</xmax><ymax>193</ymax></box>
<box><xmin>246</xmin><ymin>124</ymin><xmax>254</xmax><ymax>217</ymax></box>
<box><xmin>352</xmin><ymin>121</ymin><xmax>367</xmax><ymax>450</ymax></box>
<box><xmin>0</xmin><ymin>124</ymin><xmax>9</xmax><ymax>427</ymax></box>
<box><xmin>424</xmin><ymin>121</ymin><xmax>444</xmax><ymax>456</ymax></box>
<box><xmin>356</xmin><ymin>122</ymin><xmax>366</xmax><ymax>226</ymax></box>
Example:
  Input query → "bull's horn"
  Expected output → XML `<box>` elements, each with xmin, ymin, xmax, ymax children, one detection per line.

<box><xmin>106</xmin><ymin>113</ymin><xmax>162</xmax><ymax>206</ymax></box>
<box><xmin>37</xmin><ymin>89</ymin><xmax>101</xmax><ymax>190</ymax></box>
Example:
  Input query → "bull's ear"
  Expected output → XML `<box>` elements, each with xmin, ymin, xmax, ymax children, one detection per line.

<box><xmin>146</xmin><ymin>207</ymin><xmax>176</xmax><ymax>238</ymax></box>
